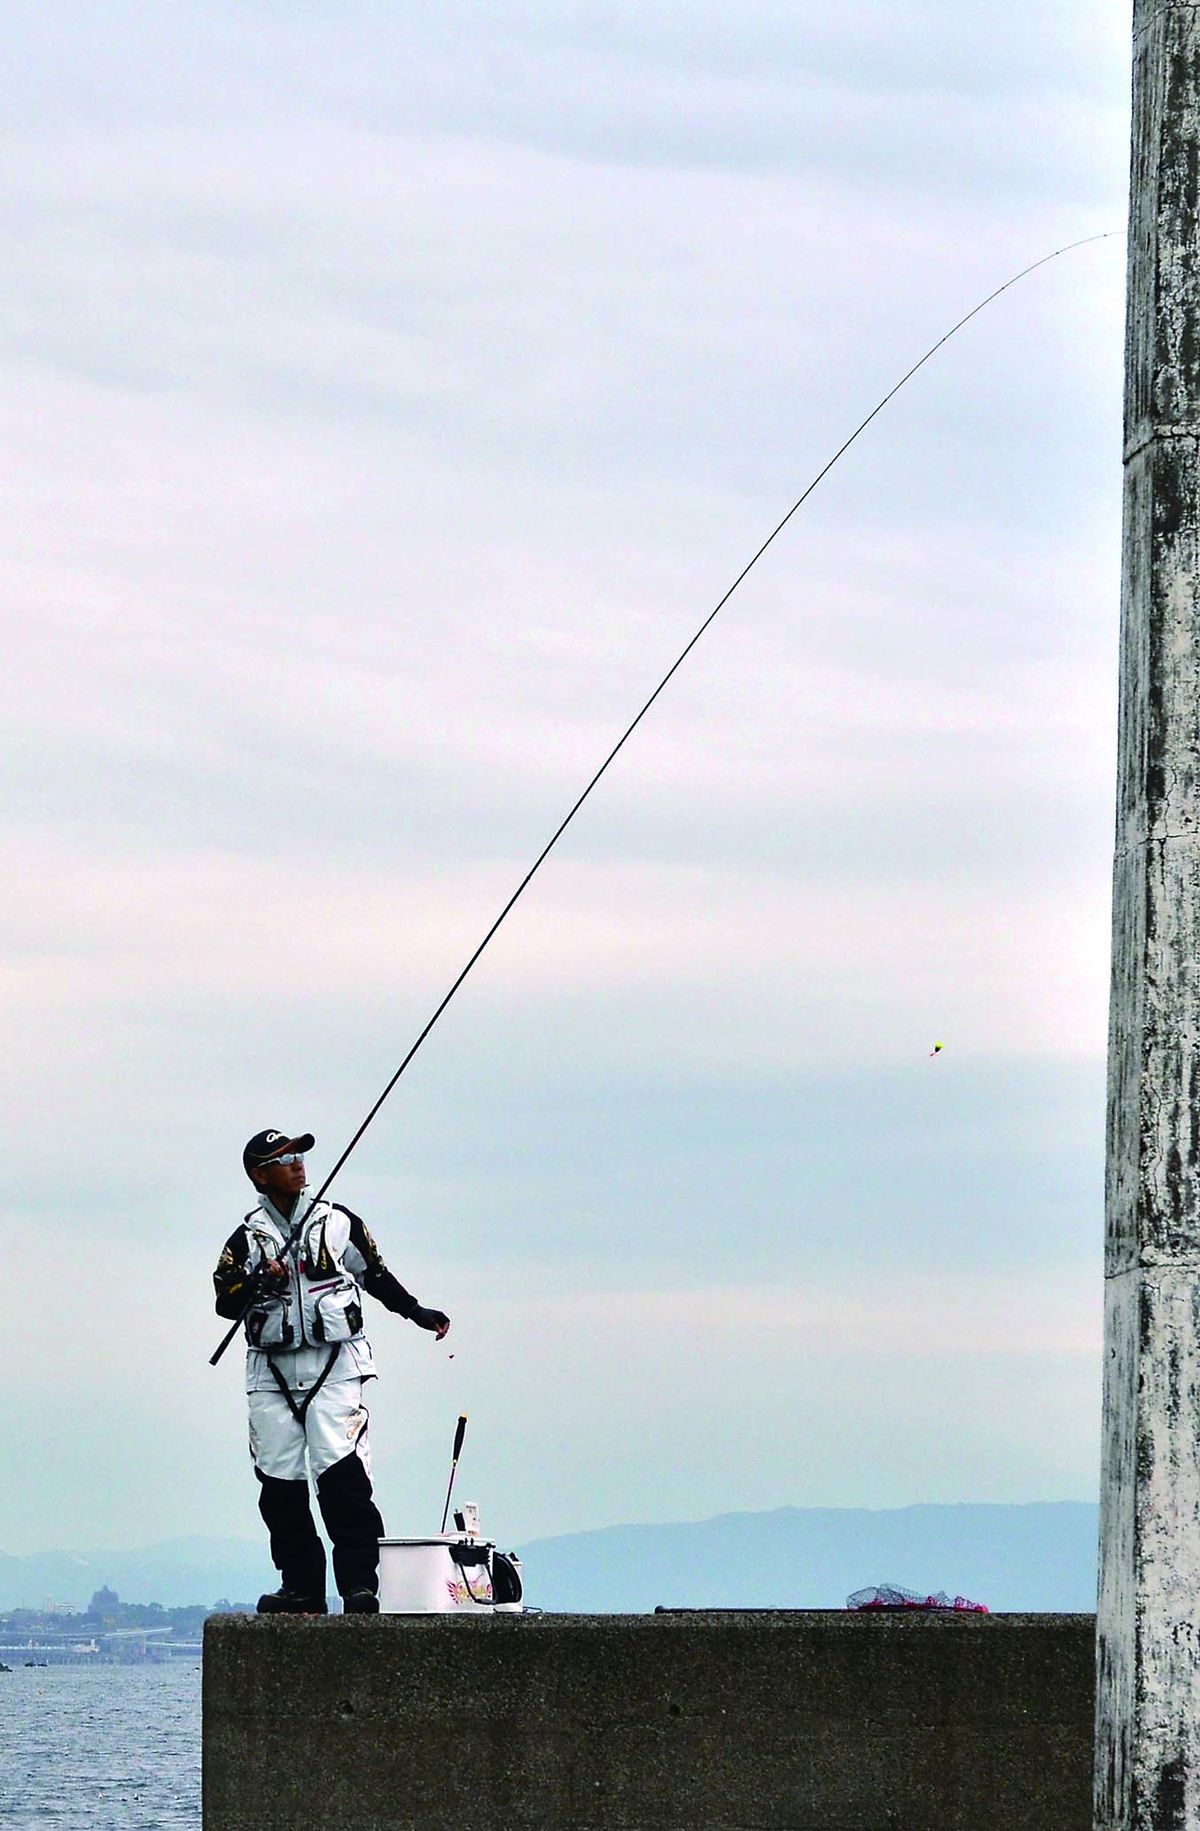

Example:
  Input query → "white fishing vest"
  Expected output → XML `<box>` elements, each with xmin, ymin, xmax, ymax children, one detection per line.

<box><xmin>242</xmin><ymin>1197</ymin><xmax>368</xmax><ymax>1356</ymax></box>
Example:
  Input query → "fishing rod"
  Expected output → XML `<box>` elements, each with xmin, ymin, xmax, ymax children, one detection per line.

<box><xmin>209</xmin><ymin>228</ymin><xmax>1117</xmax><ymax>1367</ymax></box>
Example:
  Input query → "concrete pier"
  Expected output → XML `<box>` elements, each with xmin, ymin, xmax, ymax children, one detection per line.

<box><xmin>203</xmin><ymin>1610</ymin><xmax>1093</xmax><ymax>1830</ymax></box>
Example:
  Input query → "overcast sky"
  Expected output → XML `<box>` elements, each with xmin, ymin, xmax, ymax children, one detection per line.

<box><xmin>2</xmin><ymin>1</ymin><xmax>1130</xmax><ymax>1561</ymax></box>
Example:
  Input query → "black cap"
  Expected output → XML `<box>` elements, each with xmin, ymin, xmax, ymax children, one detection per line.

<box><xmin>243</xmin><ymin>1128</ymin><xmax>316</xmax><ymax>1174</ymax></box>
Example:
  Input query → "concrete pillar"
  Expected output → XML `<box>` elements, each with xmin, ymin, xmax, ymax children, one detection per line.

<box><xmin>1097</xmin><ymin>6</ymin><xmax>1200</xmax><ymax>1827</ymax></box>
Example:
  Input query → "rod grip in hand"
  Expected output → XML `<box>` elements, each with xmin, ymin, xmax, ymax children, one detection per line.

<box><xmin>209</xmin><ymin>1267</ymin><xmax>271</xmax><ymax>1367</ymax></box>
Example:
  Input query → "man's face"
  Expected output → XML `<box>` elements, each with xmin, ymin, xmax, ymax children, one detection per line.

<box><xmin>253</xmin><ymin>1153</ymin><xmax>308</xmax><ymax>1202</ymax></box>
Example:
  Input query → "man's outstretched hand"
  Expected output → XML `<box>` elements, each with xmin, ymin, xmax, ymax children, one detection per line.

<box><xmin>413</xmin><ymin>1305</ymin><xmax>450</xmax><ymax>1339</ymax></box>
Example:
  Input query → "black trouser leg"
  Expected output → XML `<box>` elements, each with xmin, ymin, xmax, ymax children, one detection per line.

<box><xmin>255</xmin><ymin>1469</ymin><xmax>327</xmax><ymax>1597</ymax></box>
<box><xmin>316</xmin><ymin>1449</ymin><xmax>384</xmax><ymax>1597</ymax></box>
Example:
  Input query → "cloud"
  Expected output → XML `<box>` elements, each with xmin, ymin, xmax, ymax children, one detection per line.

<box><xmin>0</xmin><ymin>0</ymin><xmax>1126</xmax><ymax>1545</ymax></box>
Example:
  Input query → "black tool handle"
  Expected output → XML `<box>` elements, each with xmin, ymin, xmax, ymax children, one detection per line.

<box><xmin>440</xmin><ymin>1414</ymin><xmax>468</xmax><ymax>1533</ymax></box>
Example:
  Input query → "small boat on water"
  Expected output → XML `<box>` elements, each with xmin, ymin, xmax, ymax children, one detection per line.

<box><xmin>23</xmin><ymin>1660</ymin><xmax>47</xmax><ymax>1668</ymax></box>
<box><xmin>0</xmin><ymin>1662</ymin><xmax>11</xmax><ymax>1673</ymax></box>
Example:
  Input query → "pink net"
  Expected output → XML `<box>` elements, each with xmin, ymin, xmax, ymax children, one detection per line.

<box><xmin>847</xmin><ymin>1584</ymin><xmax>988</xmax><ymax>1613</ymax></box>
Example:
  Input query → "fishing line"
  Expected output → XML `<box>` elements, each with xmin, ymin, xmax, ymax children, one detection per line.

<box><xmin>211</xmin><ymin>227</ymin><xmax>1117</xmax><ymax>1366</ymax></box>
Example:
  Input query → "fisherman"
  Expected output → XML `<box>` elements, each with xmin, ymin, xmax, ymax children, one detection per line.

<box><xmin>213</xmin><ymin>1128</ymin><xmax>450</xmax><ymax>1615</ymax></box>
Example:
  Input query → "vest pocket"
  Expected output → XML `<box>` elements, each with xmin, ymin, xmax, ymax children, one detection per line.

<box><xmin>312</xmin><ymin>1285</ymin><xmax>364</xmax><ymax>1343</ymax></box>
<box><xmin>246</xmin><ymin>1298</ymin><xmax>295</xmax><ymax>1349</ymax></box>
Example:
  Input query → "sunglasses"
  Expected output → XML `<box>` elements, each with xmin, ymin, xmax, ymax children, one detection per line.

<box><xmin>261</xmin><ymin>1152</ymin><xmax>306</xmax><ymax>1166</ymax></box>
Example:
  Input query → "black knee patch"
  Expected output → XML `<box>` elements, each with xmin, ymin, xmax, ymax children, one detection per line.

<box><xmin>256</xmin><ymin>1471</ymin><xmax>313</xmax><ymax>1514</ymax></box>
<box><xmin>316</xmin><ymin>1451</ymin><xmax>373</xmax><ymax>1501</ymax></box>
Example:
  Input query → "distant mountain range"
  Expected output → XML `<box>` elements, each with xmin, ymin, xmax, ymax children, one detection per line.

<box><xmin>520</xmin><ymin>1501</ymin><xmax>1099</xmax><ymax>1613</ymax></box>
<box><xmin>0</xmin><ymin>1502</ymin><xmax>1099</xmax><ymax>1613</ymax></box>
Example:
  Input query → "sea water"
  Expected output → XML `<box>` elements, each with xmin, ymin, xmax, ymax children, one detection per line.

<box><xmin>0</xmin><ymin>1661</ymin><xmax>200</xmax><ymax>1828</ymax></box>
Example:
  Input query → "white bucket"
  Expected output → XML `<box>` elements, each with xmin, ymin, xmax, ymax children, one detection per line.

<box><xmin>378</xmin><ymin>1537</ymin><xmax>495</xmax><ymax>1614</ymax></box>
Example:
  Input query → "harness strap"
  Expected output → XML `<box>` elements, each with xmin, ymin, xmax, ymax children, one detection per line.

<box><xmin>267</xmin><ymin>1347</ymin><xmax>341</xmax><ymax>1425</ymax></box>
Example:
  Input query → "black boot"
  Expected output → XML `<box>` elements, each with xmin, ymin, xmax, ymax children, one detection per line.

<box><xmin>342</xmin><ymin>1589</ymin><xmax>379</xmax><ymax>1614</ymax></box>
<box><xmin>256</xmin><ymin>1587</ymin><xmax>328</xmax><ymax>1615</ymax></box>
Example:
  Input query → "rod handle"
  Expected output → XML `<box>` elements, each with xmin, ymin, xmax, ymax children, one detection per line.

<box><xmin>209</xmin><ymin>1314</ymin><xmax>243</xmax><ymax>1367</ymax></box>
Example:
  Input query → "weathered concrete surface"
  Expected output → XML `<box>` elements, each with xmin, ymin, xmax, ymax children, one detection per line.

<box><xmin>204</xmin><ymin>1611</ymin><xmax>1094</xmax><ymax>1830</ymax></box>
<box><xmin>1099</xmin><ymin>2</ymin><xmax>1200</xmax><ymax>1826</ymax></box>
